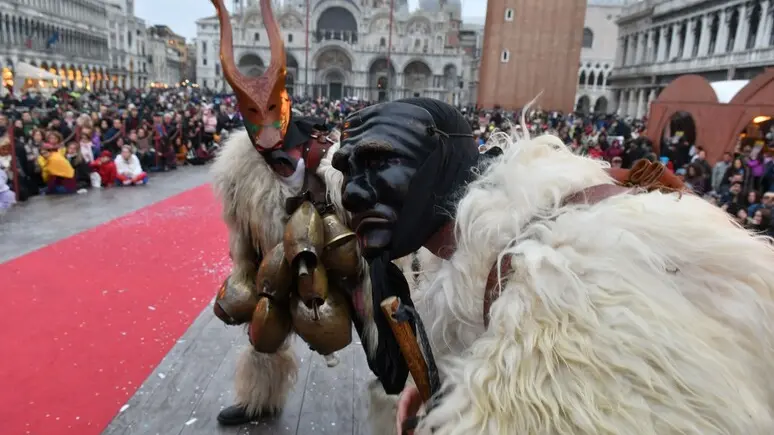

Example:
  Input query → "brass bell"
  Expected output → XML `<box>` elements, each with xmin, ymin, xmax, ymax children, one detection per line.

<box><xmin>283</xmin><ymin>201</ymin><xmax>325</xmax><ymax>270</ymax></box>
<box><xmin>297</xmin><ymin>262</ymin><xmax>329</xmax><ymax>308</ymax></box>
<box><xmin>256</xmin><ymin>243</ymin><xmax>293</xmax><ymax>303</ymax></box>
<box><xmin>214</xmin><ymin>275</ymin><xmax>259</xmax><ymax>325</ymax></box>
<box><xmin>321</xmin><ymin>213</ymin><xmax>361</xmax><ymax>277</ymax></box>
<box><xmin>290</xmin><ymin>290</ymin><xmax>352</xmax><ymax>356</ymax></box>
<box><xmin>248</xmin><ymin>296</ymin><xmax>292</xmax><ymax>353</ymax></box>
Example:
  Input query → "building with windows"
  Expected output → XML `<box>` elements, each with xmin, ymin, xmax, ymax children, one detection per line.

<box><xmin>610</xmin><ymin>0</ymin><xmax>774</xmax><ymax>119</ymax></box>
<box><xmin>459</xmin><ymin>20</ymin><xmax>484</xmax><ymax>107</ymax></box>
<box><xmin>106</xmin><ymin>0</ymin><xmax>149</xmax><ymax>89</ymax></box>
<box><xmin>0</xmin><ymin>0</ymin><xmax>110</xmax><ymax>91</ymax></box>
<box><xmin>575</xmin><ymin>0</ymin><xmax>626</xmax><ymax>114</ymax></box>
<box><xmin>195</xmin><ymin>0</ymin><xmax>469</xmax><ymax>104</ymax></box>
<box><xmin>148</xmin><ymin>26</ymin><xmax>184</xmax><ymax>86</ymax></box>
<box><xmin>477</xmin><ymin>0</ymin><xmax>588</xmax><ymax>112</ymax></box>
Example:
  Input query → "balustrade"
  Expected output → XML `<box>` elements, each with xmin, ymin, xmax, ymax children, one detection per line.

<box><xmin>314</xmin><ymin>28</ymin><xmax>358</xmax><ymax>45</ymax></box>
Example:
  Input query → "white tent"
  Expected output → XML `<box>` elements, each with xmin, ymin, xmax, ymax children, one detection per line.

<box><xmin>12</xmin><ymin>61</ymin><xmax>60</xmax><ymax>96</ymax></box>
<box><xmin>14</xmin><ymin>61</ymin><xmax>59</xmax><ymax>81</ymax></box>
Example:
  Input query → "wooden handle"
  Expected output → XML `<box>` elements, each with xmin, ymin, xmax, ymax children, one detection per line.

<box><xmin>380</xmin><ymin>296</ymin><xmax>432</xmax><ymax>403</ymax></box>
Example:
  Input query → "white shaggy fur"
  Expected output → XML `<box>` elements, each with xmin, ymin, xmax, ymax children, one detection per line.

<box><xmin>409</xmin><ymin>133</ymin><xmax>774</xmax><ymax>434</ymax></box>
<box><xmin>234</xmin><ymin>342</ymin><xmax>298</xmax><ymax>415</ymax></box>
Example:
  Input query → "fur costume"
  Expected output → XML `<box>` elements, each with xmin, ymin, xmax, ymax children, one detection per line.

<box><xmin>211</xmin><ymin>130</ymin><xmax>421</xmax><ymax>424</ymax></box>
<box><xmin>206</xmin><ymin>0</ymin><xmax>430</xmax><ymax>428</ymax></box>
<box><xmin>400</xmin><ymin>132</ymin><xmax>774</xmax><ymax>434</ymax></box>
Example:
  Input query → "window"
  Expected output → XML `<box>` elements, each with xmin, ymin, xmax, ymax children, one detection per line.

<box><xmin>582</xmin><ymin>28</ymin><xmax>594</xmax><ymax>48</ymax></box>
<box><xmin>215</xmin><ymin>64</ymin><xmax>220</xmax><ymax>76</ymax></box>
<box><xmin>500</xmin><ymin>49</ymin><xmax>509</xmax><ymax>63</ymax></box>
<box><xmin>288</xmin><ymin>34</ymin><xmax>293</xmax><ymax>43</ymax></box>
<box><xmin>504</xmin><ymin>8</ymin><xmax>514</xmax><ymax>22</ymax></box>
<box><xmin>203</xmin><ymin>58</ymin><xmax>207</xmax><ymax>66</ymax></box>
<box><xmin>254</xmin><ymin>32</ymin><xmax>259</xmax><ymax>41</ymax></box>
<box><xmin>380</xmin><ymin>37</ymin><xmax>386</xmax><ymax>47</ymax></box>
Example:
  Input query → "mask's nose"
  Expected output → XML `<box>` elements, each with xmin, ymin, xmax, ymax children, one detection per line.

<box><xmin>342</xmin><ymin>180</ymin><xmax>376</xmax><ymax>214</ymax></box>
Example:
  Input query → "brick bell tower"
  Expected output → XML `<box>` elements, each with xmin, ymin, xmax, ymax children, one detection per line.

<box><xmin>478</xmin><ymin>0</ymin><xmax>588</xmax><ymax>112</ymax></box>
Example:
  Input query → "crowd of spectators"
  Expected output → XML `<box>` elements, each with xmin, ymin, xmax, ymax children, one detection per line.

<box><xmin>2</xmin><ymin>88</ymin><xmax>773</xmax><ymax>238</ymax></box>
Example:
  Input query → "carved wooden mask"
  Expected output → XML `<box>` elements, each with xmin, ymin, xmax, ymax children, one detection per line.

<box><xmin>211</xmin><ymin>0</ymin><xmax>291</xmax><ymax>152</ymax></box>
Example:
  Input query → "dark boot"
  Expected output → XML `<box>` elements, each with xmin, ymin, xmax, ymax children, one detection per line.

<box><xmin>217</xmin><ymin>405</ymin><xmax>254</xmax><ymax>425</ymax></box>
<box><xmin>217</xmin><ymin>405</ymin><xmax>274</xmax><ymax>425</ymax></box>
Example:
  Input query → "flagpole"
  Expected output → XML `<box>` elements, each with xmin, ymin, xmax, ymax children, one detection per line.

<box><xmin>305</xmin><ymin>0</ymin><xmax>310</xmax><ymax>97</ymax></box>
<box><xmin>386</xmin><ymin>0</ymin><xmax>394</xmax><ymax>100</ymax></box>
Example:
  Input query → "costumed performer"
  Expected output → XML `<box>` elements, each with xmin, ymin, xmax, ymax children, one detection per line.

<box><xmin>207</xmin><ymin>0</ymin><xmax>420</xmax><ymax>428</ymax></box>
<box><xmin>332</xmin><ymin>98</ymin><xmax>774</xmax><ymax>434</ymax></box>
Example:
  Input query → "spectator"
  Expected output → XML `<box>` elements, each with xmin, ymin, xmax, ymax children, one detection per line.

<box><xmin>38</xmin><ymin>144</ymin><xmax>77</xmax><ymax>194</ymax></box>
<box><xmin>89</xmin><ymin>150</ymin><xmax>118</xmax><ymax>188</ymax></box>
<box><xmin>64</xmin><ymin>142</ymin><xmax>91</xmax><ymax>192</ymax></box>
<box><xmin>712</xmin><ymin>152</ymin><xmax>732</xmax><ymax>193</ymax></box>
<box><xmin>0</xmin><ymin>166</ymin><xmax>14</xmax><ymax>214</ymax></box>
<box><xmin>115</xmin><ymin>145</ymin><xmax>148</xmax><ymax>186</ymax></box>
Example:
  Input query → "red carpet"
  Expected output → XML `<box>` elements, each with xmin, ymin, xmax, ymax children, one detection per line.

<box><xmin>0</xmin><ymin>185</ymin><xmax>229</xmax><ymax>435</ymax></box>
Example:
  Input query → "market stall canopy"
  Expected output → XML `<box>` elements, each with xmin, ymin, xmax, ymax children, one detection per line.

<box><xmin>710</xmin><ymin>80</ymin><xmax>749</xmax><ymax>104</ymax></box>
<box><xmin>13</xmin><ymin>62</ymin><xmax>59</xmax><ymax>81</ymax></box>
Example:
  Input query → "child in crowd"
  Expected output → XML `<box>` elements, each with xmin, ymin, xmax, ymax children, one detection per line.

<box><xmin>115</xmin><ymin>145</ymin><xmax>148</xmax><ymax>186</ymax></box>
<box><xmin>38</xmin><ymin>144</ymin><xmax>78</xmax><ymax>194</ymax></box>
<box><xmin>89</xmin><ymin>150</ymin><xmax>118</xmax><ymax>187</ymax></box>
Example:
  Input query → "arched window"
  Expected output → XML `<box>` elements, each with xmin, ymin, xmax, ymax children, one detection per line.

<box><xmin>380</xmin><ymin>37</ymin><xmax>386</xmax><ymax>47</ymax></box>
<box><xmin>504</xmin><ymin>8</ymin><xmax>514</xmax><ymax>22</ymax></box>
<box><xmin>500</xmin><ymin>49</ymin><xmax>509</xmax><ymax>63</ymax></box>
<box><xmin>582</xmin><ymin>28</ymin><xmax>594</xmax><ymax>48</ymax></box>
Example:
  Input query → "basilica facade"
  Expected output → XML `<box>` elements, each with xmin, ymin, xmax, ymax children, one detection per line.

<box><xmin>195</xmin><ymin>0</ymin><xmax>470</xmax><ymax>105</ymax></box>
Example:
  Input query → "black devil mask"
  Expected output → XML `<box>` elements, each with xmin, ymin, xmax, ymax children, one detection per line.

<box><xmin>333</xmin><ymin>98</ymin><xmax>481</xmax><ymax>394</ymax></box>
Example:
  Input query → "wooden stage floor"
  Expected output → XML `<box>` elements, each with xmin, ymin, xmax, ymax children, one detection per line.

<box><xmin>103</xmin><ymin>300</ymin><xmax>376</xmax><ymax>435</ymax></box>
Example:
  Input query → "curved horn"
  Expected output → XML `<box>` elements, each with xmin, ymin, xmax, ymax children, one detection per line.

<box><xmin>260</xmin><ymin>0</ymin><xmax>286</xmax><ymax>73</ymax></box>
<box><xmin>210</xmin><ymin>0</ymin><xmax>249</xmax><ymax>99</ymax></box>
<box><xmin>210</xmin><ymin>0</ymin><xmax>289</xmax><ymax>151</ymax></box>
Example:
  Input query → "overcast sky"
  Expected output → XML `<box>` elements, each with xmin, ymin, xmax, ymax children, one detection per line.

<box><xmin>135</xmin><ymin>0</ymin><xmax>486</xmax><ymax>40</ymax></box>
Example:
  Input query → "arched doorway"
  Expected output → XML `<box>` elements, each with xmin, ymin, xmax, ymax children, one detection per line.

<box><xmin>316</xmin><ymin>47</ymin><xmax>352</xmax><ymax>99</ymax></box>
<box><xmin>401</xmin><ymin>60</ymin><xmax>431</xmax><ymax>99</ymax></box>
<box><xmin>662</xmin><ymin>111</ymin><xmax>697</xmax><ymax>148</ymax></box>
<box><xmin>369</xmin><ymin>57</ymin><xmax>395</xmax><ymax>101</ymax></box>
<box><xmin>575</xmin><ymin>95</ymin><xmax>591</xmax><ymax>115</ymax></box>
<box><xmin>738</xmin><ymin>115</ymin><xmax>774</xmax><ymax>152</ymax></box>
<box><xmin>594</xmin><ymin>97</ymin><xmax>608</xmax><ymax>114</ymax></box>
<box><xmin>2</xmin><ymin>58</ymin><xmax>13</xmax><ymax>90</ymax></box>
<box><xmin>325</xmin><ymin>70</ymin><xmax>345</xmax><ymax>100</ymax></box>
<box><xmin>316</xmin><ymin>7</ymin><xmax>358</xmax><ymax>44</ymax></box>
<box><xmin>237</xmin><ymin>53</ymin><xmax>265</xmax><ymax>77</ymax></box>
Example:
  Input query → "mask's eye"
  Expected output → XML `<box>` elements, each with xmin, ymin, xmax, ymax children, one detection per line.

<box><xmin>366</xmin><ymin>159</ymin><xmax>382</xmax><ymax>170</ymax></box>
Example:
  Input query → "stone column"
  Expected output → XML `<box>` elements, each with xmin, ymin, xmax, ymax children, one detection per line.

<box><xmin>648</xmin><ymin>88</ymin><xmax>657</xmax><ymax>114</ymax></box>
<box><xmin>627</xmin><ymin>89</ymin><xmax>637</xmax><ymax>118</ymax></box>
<box><xmin>756</xmin><ymin>0</ymin><xmax>773</xmax><ymax>48</ymax></box>
<box><xmin>640</xmin><ymin>29</ymin><xmax>653</xmax><ymax>64</ymax></box>
<box><xmin>698</xmin><ymin>13</ymin><xmax>711</xmax><ymax>56</ymax></box>
<box><xmin>733</xmin><ymin>2</ymin><xmax>750</xmax><ymax>51</ymax></box>
<box><xmin>635</xmin><ymin>32</ymin><xmax>646</xmax><ymax>64</ymax></box>
<box><xmin>657</xmin><ymin>26</ymin><xmax>668</xmax><ymax>62</ymax></box>
<box><xmin>615</xmin><ymin>37</ymin><xmax>624</xmax><ymax>66</ymax></box>
<box><xmin>634</xmin><ymin>89</ymin><xmax>645</xmax><ymax>118</ymax></box>
<box><xmin>683</xmin><ymin>18</ymin><xmax>697</xmax><ymax>59</ymax></box>
<box><xmin>625</xmin><ymin>35</ymin><xmax>634</xmax><ymax>65</ymax></box>
<box><xmin>716</xmin><ymin>8</ymin><xmax>730</xmax><ymax>54</ymax></box>
<box><xmin>668</xmin><ymin>22</ymin><xmax>681</xmax><ymax>60</ymax></box>
<box><xmin>618</xmin><ymin>90</ymin><xmax>627</xmax><ymax>116</ymax></box>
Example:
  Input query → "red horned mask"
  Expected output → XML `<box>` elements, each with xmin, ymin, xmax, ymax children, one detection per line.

<box><xmin>210</xmin><ymin>0</ymin><xmax>291</xmax><ymax>152</ymax></box>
